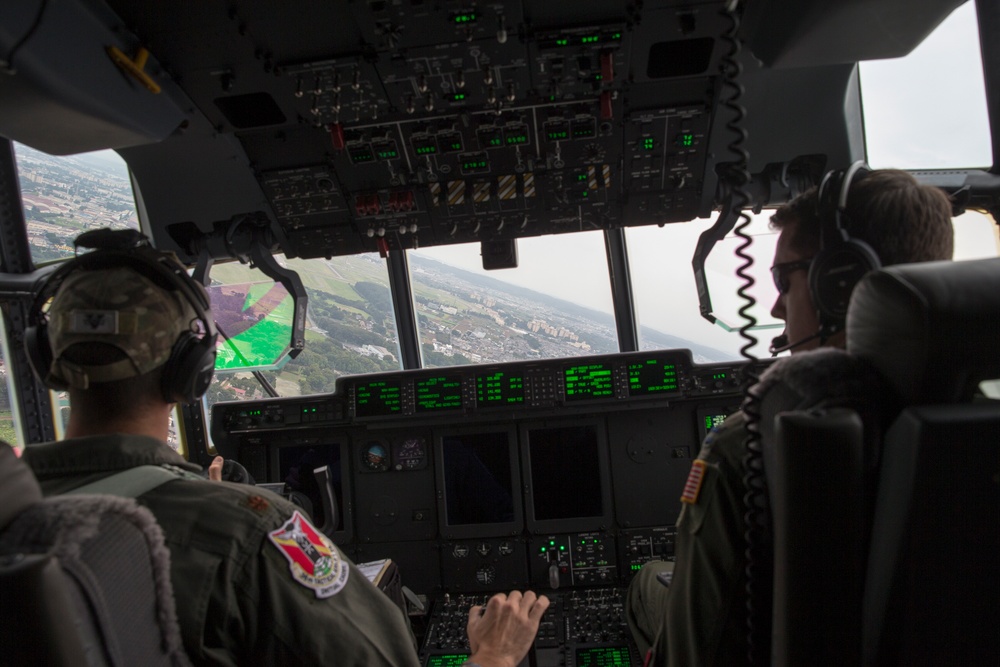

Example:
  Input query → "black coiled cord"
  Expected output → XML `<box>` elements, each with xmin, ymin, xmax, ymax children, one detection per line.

<box><xmin>717</xmin><ymin>2</ymin><xmax>771</xmax><ymax>665</ymax></box>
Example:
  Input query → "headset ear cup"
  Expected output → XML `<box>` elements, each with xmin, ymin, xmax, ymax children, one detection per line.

<box><xmin>24</xmin><ymin>322</ymin><xmax>68</xmax><ymax>391</ymax></box>
<box><xmin>160</xmin><ymin>332</ymin><xmax>217</xmax><ymax>404</ymax></box>
<box><xmin>808</xmin><ymin>238</ymin><xmax>881</xmax><ymax>327</ymax></box>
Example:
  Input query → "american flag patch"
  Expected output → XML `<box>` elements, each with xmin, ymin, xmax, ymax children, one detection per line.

<box><xmin>680</xmin><ymin>459</ymin><xmax>707</xmax><ymax>504</ymax></box>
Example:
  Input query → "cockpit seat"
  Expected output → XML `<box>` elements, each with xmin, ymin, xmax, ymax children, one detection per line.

<box><xmin>0</xmin><ymin>445</ymin><xmax>191</xmax><ymax>666</ymax></box>
<box><xmin>752</xmin><ymin>257</ymin><xmax>1000</xmax><ymax>666</ymax></box>
<box><xmin>850</xmin><ymin>257</ymin><xmax>1000</xmax><ymax>666</ymax></box>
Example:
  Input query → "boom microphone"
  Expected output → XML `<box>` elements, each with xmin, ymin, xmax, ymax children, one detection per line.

<box><xmin>769</xmin><ymin>330</ymin><xmax>823</xmax><ymax>356</ymax></box>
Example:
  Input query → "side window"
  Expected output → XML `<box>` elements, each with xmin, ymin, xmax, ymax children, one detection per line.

<box><xmin>860</xmin><ymin>2</ymin><xmax>990</xmax><ymax>170</ymax></box>
<box><xmin>0</xmin><ymin>316</ymin><xmax>25</xmax><ymax>452</ymax></box>
<box><xmin>13</xmin><ymin>143</ymin><xmax>138</xmax><ymax>263</ymax></box>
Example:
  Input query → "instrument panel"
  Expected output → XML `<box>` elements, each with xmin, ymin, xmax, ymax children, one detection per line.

<box><xmin>212</xmin><ymin>348</ymin><xmax>763</xmax><ymax>664</ymax></box>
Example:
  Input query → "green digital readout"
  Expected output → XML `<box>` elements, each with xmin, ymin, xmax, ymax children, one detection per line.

<box><xmin>571</xmin><ymin>119</ymin><xmax>596</xmax><ymax>139</ymax></box>
<box><xmin>627</xmin><ymin>359</ymin><xmax>679</xmax><ymax>396</ymax></box>
<box><xmin>504</xmin><ymin>126</ymin><xmax>529</xmax><ymax>145</ymax></box>
<box><xmin>477</xmin><ymin>127</ymin><xmax>503</xmax><ymax>149</ymax></box>
<box><xmin>540</xmin><ymin>30</ymin><xmax>623</xmax><ymax>50</ymax></box>
<box><xmin>546</xmin><ymin>123</ymin><xmax>569</xmax><ymax>141</ymax></box>
<box><xmin>412</xmin><ymin>136</ymin><xmax>437</xmax><ymax>155</ymax></box>
<box><xmin>447</xmin><ymin>92</ymin><xmax>468</xmax><ymax>102</ymax></box>
<box><xmin>460</xmin><ymin>152</ymin><xmax>489</xmax><ymax>174</ymax></box>
<box><xmin>438</xmin><ymin>133</ymin><xmax>464</xmax><ymax>153</ymax></box>
<box><xmin>564</xmin><ymin>363</ymin><xmax>614</xmax><ymax>400</ymax></box>
<box><xmin>704</xmin><ymin>413</ymin><xmax>728</xmax><ymax>432</ymax></box>
<box><xmin>451</xmin><ymin>11</ymin><xmax>477</xmax><ymax>24</ymax></box>
<box><xmin>372</xmin><ymin>141</ymin><xmax>398</xmax><ymax>160</ymax></box>
<box><xmin>476</xmin><ymin>371</ymin><xmax>525</xmax><ymax>405</ymax></box>
<box><xmin>576</xmin><ymin>646</ymin><xmax>632</xmax><ymax>666</ymax></box>
<box><xmin>415</xmin><ymin>376</ymin><xmax>464</xmax><ymax>412</ymax></box>
<box><xmin>642</xmin><ymin>137</ymin><xmax>656</xmax><ymax>151</ymax></box>
<box><xmin>425</xmin><ymin>655</ymin><xmax>470</xmax><ymax>667</ymax></box>
<box><xmin>354</xmin><ymin>381</ymin><xmax>402</xmax><ymax>418</ymax></box>
<box><xmin>348</xmin><ymin>145</ymin><xmax>374</xmax><ymax>163</ymax></box>
<box><xmin>698</xmin><ymin>407</ymin><xmax>731</xmax><ymax>438</ymax></box>
<box><xmin>676</xmin><ymin>132</ymin><xmax>695</xmax><ymax>147</ymax></box>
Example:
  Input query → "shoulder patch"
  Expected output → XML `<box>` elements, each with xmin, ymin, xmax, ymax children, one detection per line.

<box><xmin>268</xmin><ymin>511</ymin><xmax>348</xmax><ymax>598</ymax></box>
<box><xmin>680</xmin><ymin>459</ymin><xmax>707</xmax><ymax>505</ymax></box>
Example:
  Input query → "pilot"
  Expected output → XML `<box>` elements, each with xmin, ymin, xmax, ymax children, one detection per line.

<box><xmin>625</xmin><ymin>168</ymin><xmax>955</xmax><ymax>665</ymax></box>
<box><xmin>22</xmin><ymin>230</ymin><xmax>548</xmax><ymax>667</ymax></box>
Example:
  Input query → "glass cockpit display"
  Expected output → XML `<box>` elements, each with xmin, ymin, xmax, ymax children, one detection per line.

<box><xmin>526</xmin><ymin>424</ymin><xmax>605</xmax><ymax>524</ymax></box>
<box><xmin>354</xmin><ymin>380</ymin><xmax>402</xmax><ymax>418</ymax></box>
<box><xmin>440</xmin><ymin>431</ymin><xmax>517</xmax><ymax>531</ymax></box>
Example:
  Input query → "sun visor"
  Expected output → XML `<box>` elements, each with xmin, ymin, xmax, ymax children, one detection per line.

<box><xmin>0</xmin><ymin>0</ymin><xmax>188</xmax><ymax>155</ymax></box>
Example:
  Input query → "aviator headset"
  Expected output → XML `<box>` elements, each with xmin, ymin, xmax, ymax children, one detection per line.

<box><xmin>24</xmin><ymin>229</ymin><xmax>218</xmax><ymax>404</ymax></box>
<box><xmin>807</xmin><ymin>160</ymin><xmax>882</xmax><ymax>339</ymax></box>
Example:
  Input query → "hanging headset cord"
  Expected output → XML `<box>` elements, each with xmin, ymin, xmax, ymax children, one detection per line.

<box><xmin>717</xmin><ymin>2</ymin><xmax>772</xmax><ymax>665</ymax></box>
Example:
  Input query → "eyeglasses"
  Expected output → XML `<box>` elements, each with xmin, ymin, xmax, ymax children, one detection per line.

<box><xmin>770</xmin><ymin>259</ymin><xmax>813</xmax><ymax>295</ymax></box>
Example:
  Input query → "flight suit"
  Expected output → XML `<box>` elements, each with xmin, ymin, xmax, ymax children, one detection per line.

<box><xmin>24</xmin><ymin>434</ymin><xmax>420</xmax><ymax>667</ymax></box>
<box><xmin>626</xmin><ymin>412</ymin><xmax>748</xmax><ymax>666</ymax></box>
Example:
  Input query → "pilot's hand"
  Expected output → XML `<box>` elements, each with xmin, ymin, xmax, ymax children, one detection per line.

<box><xmin>466</xmin><ymin>590</ymin><xmax>549</xmax><ymax>667</ymax></box>
<box><xmin>208</xmin><ymin>456</ymin><xmax>224</xmax><ymax>482</ymax></box>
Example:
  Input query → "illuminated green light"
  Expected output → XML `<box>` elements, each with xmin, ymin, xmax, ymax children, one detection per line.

<box><xmin>489</xmin><ymin>138</ymin><xmax>502</xmax><ymax>146</ymax></box>
<box><xmin>452</xmin><ymin>92</ymin><xmax>467</xmax><ymax>101</ymax></box>
<box><xmin>678</xmin><ymin>132</ymin><xmax>695</xmax><ymax>147</ymax></box>
<box><xmin>576</xmin><ymin>173</ymin><xmax>588</xmax><ymax>181</ymax></box>
<box><xmin>463</xmin><ymin>160</ymin><xmax>487</xmax><ymax>170</ymax></box>
<box><xmin>612</xmin><ymin>32</ymin><xmax>622</xmax><ymax>39</ymax></box>
<box><xmin>548</xmin><ymin>130</ymin><xmax>568</xmax><ymax>140</ymax></box>
<box><xmin>559</xmin><ymin>545</ymin><xmax>566</xmax><ymax>551</ymax></box>
<box><xmin>549</xmin><ymin>540</ymin><xmax>555</xmax><ymax>546</ymax></box>
<box><xmin>415</xmin><ymin>146</ymin><xmax>437</xmax><ymax>155</ymax></box>
<box><xmin>580</xmin><ymin>35</ymin><xmax>599</xmax><ymax>44</ymax></box>
<box><xmin>556</xmin><ymin>38</ymin><xmax>569</xmax><ymax>46</ymax></box>
<box><xmin>505</xmin><ymin>135</ymin><xmax>528</xmax><ymax>144</ymax></box>
<box><xmin>377</xmin><ymin>150</ymin><xmax>398</xmax><ymax>159</ymax></box>
<box><xmin>453</xmin><ymin>13</ymin><xmax>477</xmax><ymax>23</ymax></box>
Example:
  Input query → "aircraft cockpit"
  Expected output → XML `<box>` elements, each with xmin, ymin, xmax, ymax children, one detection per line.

<box><xmin>1</xmin><ymin>0</ymin><xmax>998</xmax><ymax>665</ymax></box>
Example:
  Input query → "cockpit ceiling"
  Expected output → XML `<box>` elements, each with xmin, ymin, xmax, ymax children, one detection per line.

<box><xmin>0</xmin><ymin>0</ymin><xmax>971</xmax><ymax>261</ymax></box>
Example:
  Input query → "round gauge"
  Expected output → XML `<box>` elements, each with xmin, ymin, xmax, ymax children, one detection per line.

<box><xmin>361</xmin><ymin>441</ymin><xmax>390</xmax><ymax>472</ymax></box>
<box><xmin>497</xmin><ymin>541</ymin><xmax>515</xmax><ymax>557</ymax></box>
<box><xmin>582</xmin><ymin>142</ymin><xmax>606</xmax><ymax>163</ymax></box>
<box><xmin>452</xmin><ymin>544</ymin><xmax>470</xmax><ymax>559</ymax></box>
<box><xmin>476</xmin><ymin>565</ymin><xmax>497</xmax><ymax>586</ymax></box>
<box><xmin>476</xmin><ymin>541</ymin><xmax>492</xmax><ymax>557</ymax></box>
<box><xmin>394</xmin><ymin>436</ymin><xmax>428</xmax><ymax>471</ymax></box>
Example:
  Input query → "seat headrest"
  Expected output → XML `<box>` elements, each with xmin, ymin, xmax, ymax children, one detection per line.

<box><xmin>0</xmin><ymin>445</ymin><xmax>43</xmax><ymax>531</ymax></box>
<box><xmin>847</xmin><ymin>258</ymin><xmax>1000</xmax><ymax>404</ymax></box>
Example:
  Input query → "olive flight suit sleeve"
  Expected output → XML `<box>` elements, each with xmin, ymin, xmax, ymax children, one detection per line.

<box><xmin>143</xmin><ymin>480</ymin><xmax>420</xmax><ymax>667</ymax></box>
<box><xmin>251</xmin><ymin>512</ymin><xmax>420</xmax><ymax>666</ymax></box>
<box><xmin>654</xmin><ymin>412</ymin><xmax>750</xmax><ymax>666</ymax></box>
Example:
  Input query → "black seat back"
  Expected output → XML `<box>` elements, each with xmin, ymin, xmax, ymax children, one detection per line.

<box><xmin>0</xmin><ymin>445</ymin><xmax>190</xmax><ymax>667</ymax></box>
<box><xmin>757</xmin><ymin>257</ymin><xmax>1000</xmax><ymax>666</ymax></box>
<box><xmin>847</xmin><ymin>258</ymin><xmax>1000</xmax><ymax>666</ymax></box>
